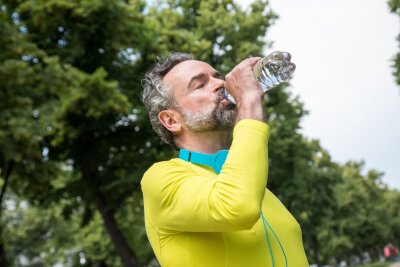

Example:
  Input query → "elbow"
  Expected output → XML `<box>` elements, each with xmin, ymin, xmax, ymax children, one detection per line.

<box><xmin>211</xmin><ymin>189</ymin><xmax>264</xmax><ymax>230</ymax></box>
<box><xmin>231</xmin><ymin>201</ymin><xmax>261</xmax><ymax>230</ymax></box>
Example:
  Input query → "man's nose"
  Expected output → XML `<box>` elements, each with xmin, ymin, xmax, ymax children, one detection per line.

<box><xmin>210</xmin><ymin>77</ymin><xmax>225</xmax><ymax>92</ymax></box>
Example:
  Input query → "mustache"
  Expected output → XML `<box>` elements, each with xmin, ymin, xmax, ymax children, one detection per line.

<box><xmin>213</xmin><ymin>89</ymin><xmax>236</xmax><ymax>111</ymax></box>
<box><xmin>214</xmin><ymin>88</ymin><xmax>226</xmax><ymax>103</ymax></box>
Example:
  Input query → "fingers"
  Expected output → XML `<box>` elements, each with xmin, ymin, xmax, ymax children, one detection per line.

<box><xmin>226</xmin><ymin>57</ymin><xmax>261</xmax><ymax>78</ymax></box>
<box><xmin>226</xmin><ymin>57</ymin><xmax>262</xmax><ymax>79</ymax></box>
<box><xmin>243</xmin><ymin>57</ymin><xmax>262</xmax><ymax>67</ymax></box>
<box><xmin>224</xmin><ymin>56</ymin><xmax>264</xmax><ymax>101</ymax></box>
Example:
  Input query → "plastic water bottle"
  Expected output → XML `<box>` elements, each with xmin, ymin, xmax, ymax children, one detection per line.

<box><xmin>224</xmin><ymin>51</ymin><xmax>296</xmax><ymax>103</ymax></box>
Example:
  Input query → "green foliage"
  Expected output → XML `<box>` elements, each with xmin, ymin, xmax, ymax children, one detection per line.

<box><xmin>3</xmin><ymin>197</ymin><xmax>76</xmax><ymax>266</ymax></box>
<box><xmin>361</xmin><ymin>262</ymin><xmax>390</xmax><ymax>267</ymax></box>
<box><xmin>317</xmin><ymin>162</ymin><xmax>395</xmax><ymax>263</ymax></box>
<box><xmin>3</xmin><ymin>192</ymin><xmax>122</xmax><ymax>266</ymax></box>
<box><xmin>388</xmin><ymin>0</ymin><xmax>400</xmax><ymax>13</ymax></box>
<box><xmin>0</xmin><ymin>6</ymin><xmax>67</xmax><ymax>203</ymax></box>
<box><xmin>388</xmin><ymin>0</ymin><xmax>400</xmax><ymax>85</ymax></box>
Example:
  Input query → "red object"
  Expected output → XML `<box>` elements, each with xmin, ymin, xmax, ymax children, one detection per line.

<box><xmin>384</xmin><ymin>246</ymin><xmax>391</xmax><ymax>257</ymax></box>
<box><xmin>384</xmin><ymin>245</ymin><xmax>399</xmax><ymax>258</ymax></box>
<box><xmin>391</xmin><ymin>246</ymin><xmax>399</xmax><ymax>256</ymax></box>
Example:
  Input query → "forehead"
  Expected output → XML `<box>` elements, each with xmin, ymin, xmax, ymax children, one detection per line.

<box><xmin>163</xmin><ymin>60</ymin><xmax>215</xmax><ymax>90</ymax></box>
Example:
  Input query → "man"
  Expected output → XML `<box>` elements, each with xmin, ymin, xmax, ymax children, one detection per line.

<box><xmin>141</xmin><ymin>52</ymin><xmax>309</xmax><ymax>267</ymax></box>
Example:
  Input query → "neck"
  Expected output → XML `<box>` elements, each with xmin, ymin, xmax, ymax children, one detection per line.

<box><xmin>177</xmin><ymin>129</ymin><xmax>232</xmax><ymax>154</ymax></box>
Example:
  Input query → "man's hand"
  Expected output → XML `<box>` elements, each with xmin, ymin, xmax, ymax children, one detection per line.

<box><xmin>224</xmin><ymin>57</ymin><xmax>265</xmax><ymax>123</ymax></box>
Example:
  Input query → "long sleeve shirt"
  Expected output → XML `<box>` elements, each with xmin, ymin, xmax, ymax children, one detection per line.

<box><xmin>141</xmin><ymin>119</ymin><xmax>309</xmax><ymax>267</ymax></box>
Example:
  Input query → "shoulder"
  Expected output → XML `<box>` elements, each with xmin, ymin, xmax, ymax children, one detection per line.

<box><xmin>141</xmin><ymin>158</ymin><xmax>194</xmax><ymax>190</ymax></box>
<box><xmin>141</xmin><ymin>158</ymin><xmax>205</xmax><ymax>209</ymax></box>
<box><xmin>143</xmin><ymin>158</ymin><xmax>192</xmax><ymax>178</ymax></box>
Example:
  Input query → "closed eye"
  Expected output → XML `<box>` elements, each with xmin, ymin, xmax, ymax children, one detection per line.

<box><xmin>195</xmin><ymin>83</ymin><xmax>205</xmax><ymax>89</ymax></box>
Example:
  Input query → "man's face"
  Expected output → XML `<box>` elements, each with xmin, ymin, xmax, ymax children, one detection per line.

<box><xmin>163</xmin><ymin>60</ymin><xmax>237</xmax><ymax>132</ymax></box>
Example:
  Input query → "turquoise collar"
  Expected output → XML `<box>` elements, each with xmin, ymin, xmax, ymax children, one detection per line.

<box><xmin>179</xmin><ymin>149</ymin><xmax>228</xmax><ymax>174</ymax></box>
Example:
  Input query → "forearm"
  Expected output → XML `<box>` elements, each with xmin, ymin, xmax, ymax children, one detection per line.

<box><xmin>235</xmin><ymin>93</ymin><xmax>265</xmax><ymax>123</ymax></box>
<box><xmin>212</xmin><ymin>119</ymin><xmax>269</xmax><ymax>228</ymax></box>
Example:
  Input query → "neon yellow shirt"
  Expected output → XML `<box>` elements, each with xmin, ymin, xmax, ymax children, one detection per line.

<box><xmin>141</xmin><ymin>119</ymin><xmax>309</xmax><ymax>267</ymax></box>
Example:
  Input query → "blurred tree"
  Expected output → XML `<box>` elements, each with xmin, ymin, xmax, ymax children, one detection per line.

<box><xmin>0</xmin><ymin>8</ymin><xmax>71</xmax><ymax>266</ymax></box>
<box><xmin>318</xmin><ymin>161</ymin><xmax>392</xmax><ymax>264</ymax></box>
<box><xmin>388</xmin><ymin>0</ymin><xmax>400</xmax><ymax>85</ymax></box>
<box><xmin>3</xmin><ymin>193</ymin><xmax>78</xmax><ymax>267</ymax></box>
<box><xmin>384</xmin><ymin>188</ymin><xmax>400</xmax><ymax>244</ymax></box>
<box><xmin>292</xmin><ymin>140</ymin><xmax>341</xmax><ymax>266</ymax></box>
<box><xmin>2</xmin><ymin>189</ymin><xmax>124</xmax><ymax>267</ymax></box>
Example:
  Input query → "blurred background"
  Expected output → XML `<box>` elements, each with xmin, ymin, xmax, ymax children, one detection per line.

<box><xmin>0</xmin><ymin>0</ymin><xmax>399</xmax><ymax>266</ymax></box>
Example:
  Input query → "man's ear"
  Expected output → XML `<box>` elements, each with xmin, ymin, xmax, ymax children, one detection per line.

<box><xmin>158</xmin><ymin>110</ymin><xmax>182</xmax><ymax>134</ymax></box>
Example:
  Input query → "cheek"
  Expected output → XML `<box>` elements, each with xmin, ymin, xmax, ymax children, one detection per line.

<box><xmin>191</xmin><ymin>89</ymin><xmax>210</xmax><ymax>100</ymax></box>
<box><xmin>181</xmin><ymin>92</ymin><xmax>213</xmax><ymax>109</ymax></box>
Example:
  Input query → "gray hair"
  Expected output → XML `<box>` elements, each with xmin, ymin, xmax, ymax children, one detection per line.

<box><xmin>141</xmin><ymin>52</ymin><xmax>194</xmax><ymax>150</ymax></box>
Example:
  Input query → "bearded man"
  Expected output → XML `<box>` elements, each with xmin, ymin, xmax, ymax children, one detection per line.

<box><xmin>141</xmin><ymin>53</ymin><xmax>309</xmax><ymax>267</ymax></box>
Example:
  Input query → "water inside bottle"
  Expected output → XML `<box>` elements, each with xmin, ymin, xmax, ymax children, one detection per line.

<box><xmin>256</xmin><ymin>59</ymin><xmax>296</xmax><ymax>92</ymax></box>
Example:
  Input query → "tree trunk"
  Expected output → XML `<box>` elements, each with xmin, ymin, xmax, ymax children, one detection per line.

<box><xmin>0</xmin><ymin>161</ymin><xmax>14</xmax><ymax>215</ymax></box>
<box><xmin>81</xmin><ymin>155</ymin><xmax>139</xmax><ymax>267</ymax></box>
<box><xmin>0</xmin><ymin>241</ymin><xmax>8</xmax><ymax>267</ymax></box>
<box><xmin>375</xmin><ymin>245</ymin><xmax>382</xmax><ymax>261</ymax></box>
<box><xmin>312</xmin><ymin>233</ymin><xmax>320</xmax><ymax>267</ymax></box>
<box><xmin>0</xmin><ymin>160</ymin><xmax>14</xmax><ymax>267</ymax></box>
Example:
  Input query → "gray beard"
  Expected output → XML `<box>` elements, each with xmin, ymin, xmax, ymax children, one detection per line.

<box><xmin>181</xmin><ymin>102</ymin><xmax>237</xmax><ymax>133</ymax></box>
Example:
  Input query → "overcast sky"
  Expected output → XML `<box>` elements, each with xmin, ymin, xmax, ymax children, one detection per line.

<box><xmin>237</xmin><ymin>0</ymin><xmax>400</xmax><ymax>189</ymax></box>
